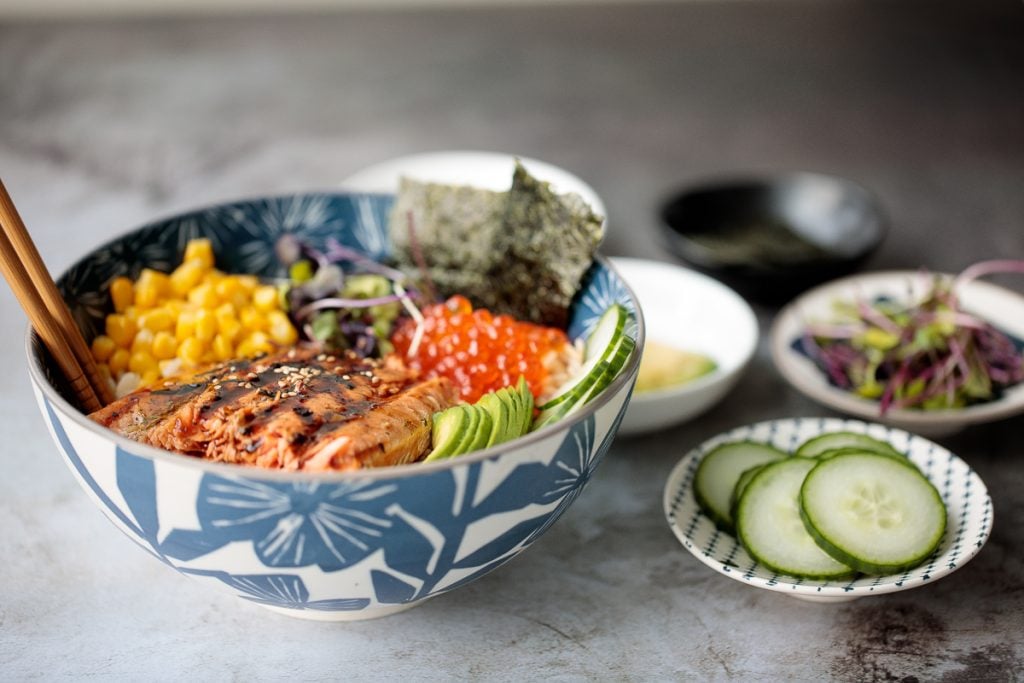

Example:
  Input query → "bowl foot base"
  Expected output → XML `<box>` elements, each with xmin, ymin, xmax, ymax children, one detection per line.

<box><xmin>260</xmin><ymin>600</ymin><xmax>426</xmax><ymax>621</ymax></box>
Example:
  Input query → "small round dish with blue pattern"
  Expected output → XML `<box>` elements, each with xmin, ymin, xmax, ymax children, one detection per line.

<box><xmin>663</xmin><ymin>417</ymin><xmax>992</xmax><ymax>602</ymax></box>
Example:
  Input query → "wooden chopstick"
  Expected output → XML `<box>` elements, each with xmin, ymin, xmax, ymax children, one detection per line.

<box><xmin>0</xmin><ymin>179</ymin><xmax>113</xmax><ymax>411</ymax></box>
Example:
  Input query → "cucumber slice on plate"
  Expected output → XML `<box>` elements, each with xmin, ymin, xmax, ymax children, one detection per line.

<box><xmin>795</xmin><ymin>431</ymin><xmax>904</xmax><ymax>459</ymax></box>
<box><xmin>799</xmin><ymin>452</ymin><xmax>947</xmax><ymax>575</ymax></box>
<box><xmin>692</xmin><ymin>441</ymin><xmax>788</xmax><ymax>531</ymax></box>
<box><xmin>729</xmin><ymin>463</ymin><xmax>769</xmax><ymax>523</ymax></box>
<box><xmin>736</xmin><ymin>458</ymin><xmax>855</xmax><ymax>580</ymax></box>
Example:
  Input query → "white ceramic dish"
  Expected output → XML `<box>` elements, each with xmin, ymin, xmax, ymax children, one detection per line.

<box><xmin>771</xmin><ymin>270</ymin><xmax>1024</xmax><ymax>437</ymax></box>
<box><xmin>339</xmin><ymin>150</ymin><xmax>607</xmax><ymax>221</ymax></box>
<box><xmin>663</xmin><ymin>417</ymin><xmax>992</xmax><ymax>603</ymax></box>
<box><xmin>610</xmin><ymin>257</ymin><xmax>758</xmax><ymax>435</ymax></box>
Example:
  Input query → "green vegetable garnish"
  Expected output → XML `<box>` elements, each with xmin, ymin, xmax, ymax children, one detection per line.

<box><xmin>800</xmin><ymin>260</ymin><xmax>1024</xmax><ymax>413</ymax></box>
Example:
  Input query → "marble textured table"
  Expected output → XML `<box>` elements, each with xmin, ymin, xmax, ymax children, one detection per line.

<box><xmin>2</xmin><ymin>2</ymin><xmax>1023</xmax><ymax>680</ymax></box>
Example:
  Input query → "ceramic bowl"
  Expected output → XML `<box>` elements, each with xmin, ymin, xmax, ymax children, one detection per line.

<box><xmin>771</xmin><ymin>270</ymin><xmax>1024</xmax><ymax>437</ymax></box>
<box><xmin>610</xmin><ymin>257</ymin><xmax>758</xmax><ymax>435</ymax></box>
<box><xmin>339</xmin><ymin>149</ymin><xmax>607</xmax><ymax>222</ymax></box>
<box><xmin>27</xmin><ymin>191</ymin><xmax>643</xmax><ymax>621</ymax></box>
<box><xmin>659</xmin><ymin>173</ymin><xmax>886</xmax><ymax>304</ymax></box>
<box><xmin>663</xmin><ymin>417</ymin><xmax>992</xmax><ymax>603</ymax></box>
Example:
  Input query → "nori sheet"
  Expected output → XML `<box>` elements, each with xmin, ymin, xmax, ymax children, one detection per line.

<box><xmin>388</xmin><ymin>161</ymin><xmax>604</xmax><ymax>328</ymax></box>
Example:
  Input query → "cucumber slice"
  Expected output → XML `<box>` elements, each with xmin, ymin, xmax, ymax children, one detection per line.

<box><xmin>582</xmin><ymin>303</ymin><xmax>629</xmax><ymax>362</ymax></box>
<box><xmin>538</xmin><ymin>304</ymin><xmax>629</xmax><ymax>412</ymax></box>
<box><xmin>532</xmin><ymin>333</ymin><xmax>635</xmax><ymax>430</ymax></box>
<box><xmin>736</xmin><ymin>458</ymin><xmax>855</xmax><ymax>580</ymax></box>
<box><xmin>729</xmin><ymin>463</ymin><xmax>769</xmax><ymax>523</ymax></box>
<box><xmin>692</xmin><ymin>441</ymin><xmax>788</xmax><ymax>531</ymax></box>
<box><xmin>800</xmin><ymin>452</ymin><xmax>947</xmax><ymax>575</ymax></box>
<box><xmin>795</xmin><ymin>431</ymin><xmax>904</xmax><ymax>459</ymax></box>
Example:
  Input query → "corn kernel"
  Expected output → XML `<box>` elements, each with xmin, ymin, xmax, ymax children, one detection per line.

<box><xmin>268</xmin><ymin>310</ymin><xmax>298</xmax><ymax>346</ymax></box>
<box><xmin>188</xmin><ymin>282</ymin><xmax>219</xmax><ymax>310</ymax></box>
<box><xmin>252</xmin><ymin>285</ymin><xmax>279</xmax><ymax>312</ymax></box>
<box><xmin>141</xmin><ymin>370</ymin><xmax>161</xmax><ymax>387</ymax></box>
<box><xmin>108</xmin><ymin>348</ymin><xmax>131</xmax><ymax>376</ymax></box>
<box><xmin>131</xmin><ymin>328</ymin><xmax>154</xmax><ymax>355</ymax></box>
<box><xmin>215</xmin><ymin>277</ymin><xmax>240</xmax><ymax>302</ymax></box>
<box><xmin>91</xmin><ymin>335</ymin><xmax>116</xmax><ymax>362</ymax></box>
<box><xmin>152</xmin><ymin>331</ymin><xmax>178</xmax><ymax>360</ymax></box>
<box><xmin>195</xmin><ymin>308</ymin><xmax>218</xmax><ymax>342</ymax></box>
<box><xmin>203</xmin><ymin>269</ymin><xmax>225</xmax><ymax>287</ymax></box>
<box><xmin>164</xmin><ymin>299</ymin><xmax>186</xmax><ymax>315</ymax></box>
<box><xmin>122</xmin><ymin>305</ymin><xmax>139</xmax><ymax>322</ymax></box>
<box><xmin>139</xmin><ymin>307</ymin><xmax>174</xmax><ymax>333</ymax></box>
<box><xmin>214</xmin><ymin>302</ymin><xmax>237</xmax><ymax>326</ymax></box>
<box><xmin>238</xmin><ymin>331</ymin><xmax>273</xmax><ymax>357</ymax></box>
<box><xmin>135</xmin><ymin>268</ymin><xmax>170</xmax><ymax>308</ymax></box>
<box><xmin>105</xmin><ymin>314</ymin><xmax>137</xmax><ymax>349</ymax></box>
<box><xmin>184</xmin><ymin>238</ymin><xmax>215</xmax><ymax>270</ymax></box>
<box><xmin>170</xmin><ymin>260</ymin><xmax>204</xmax><ymax>297</ymax></box>
<box><xmin>239</xmin><ymin>306</ymin><xmax>264</xmax><ymax>332</ymax></box>
<box><xmin>129</xmin><ymin>350</ymin><xmax>158</xmax><ymax>376</ymax></box>
<box><xmin>178</xmin><ymin>337</ymin><xmax>206</xmax><ymax>366</ymax></box>
<box><xmin>218</xmin><ymin>316</ymin><xmax>243</xmax><ymax>343</ymax></box>
<box><xmin>236</xmin><ymin>275</ymin><xmax>259</xmax><ymax>292</ymax></box>
<box><xmin>109</xmin><ymin>276</ymin><xmax>135</xmax><ymax>313</ymax></box>
<box><xmin>212</xmin><ymin>334</ymin><xmax>235</xmax><ymax>361</ymax></box>
<box><xmin>175</xmin><ymin>310</ymin><xmax>196</xmax><ymax>342</ymax></box>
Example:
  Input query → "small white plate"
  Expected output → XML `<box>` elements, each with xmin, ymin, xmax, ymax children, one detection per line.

<box><xmin>339</xmin><ymin>150</ymin><xmax>607</xmax><ymax>221</ymax></box>
<box><xmin>663</xmin><ymin>417</ymin><xmax>992</xmax><ymax>603</ymax></box>
<box><xmin>771</xmin><ymin>270</ymin><xmax>1024</xmax><ymax>437</ymax></box>
<box><xmin>611</xmin><ymin>257</ymin><xmax>758</xmax><ymax>435</ymax></box>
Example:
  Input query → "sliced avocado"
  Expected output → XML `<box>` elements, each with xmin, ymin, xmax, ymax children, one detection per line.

<box><xmin>517</xmin><ymin>376</ymin><xmax>535</xmax><ymax>435</ymax></box>
<box><xmin>478</xmin><ymin>391</ymin><xmax>511</xmax><ymax>447</ymax></box>
<box><xmin>448</xmin><ymin>404</ymin><xmax>482</xmax><ymax>457</ymax></box>
<box><xmin>424</xmin><ymin>405</ymin><xmax>471</xmax><ymax>462</ymax></box>
<box><xmin>462</xmin><ymin>406</ymin><xmax>494</xmax><ymax>454</ymax></box>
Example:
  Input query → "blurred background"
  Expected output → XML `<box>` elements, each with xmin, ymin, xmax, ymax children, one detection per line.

<box><xmin>2</xmin><ymin>1</ymin><xmax>1023</xmax><ymax>679</ymax></box>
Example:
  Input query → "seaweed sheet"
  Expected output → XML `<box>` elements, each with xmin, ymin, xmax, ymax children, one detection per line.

<box><xmin>389</xmin><ymin>161</ymin><xmax>604</xmax><ymax>328</ymax></box>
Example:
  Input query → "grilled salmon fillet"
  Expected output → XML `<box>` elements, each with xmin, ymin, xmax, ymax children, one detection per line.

<box><xmin>89</xmin><ymin>347</ymin><xmax>459</xmax><ymax>471</ymax></box>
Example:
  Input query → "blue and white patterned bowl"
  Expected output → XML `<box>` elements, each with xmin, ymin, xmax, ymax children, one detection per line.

<box><xmin>663</xmin><ymin>417</ymin><xmax>992</xmax><ymax>602</ymax></box>
<box><xmin>26</xmin><ymin>192</ymin><xmax>643</xmax><ymax>621</ymax></box>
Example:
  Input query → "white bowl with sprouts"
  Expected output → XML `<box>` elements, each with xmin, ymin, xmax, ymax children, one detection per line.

<box><xmin>771</xmin><ymin>269</ymin><xmax>1024</xmax><ymax>437</ymax></box>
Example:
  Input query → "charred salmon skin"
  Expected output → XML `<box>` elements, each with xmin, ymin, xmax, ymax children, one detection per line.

<box><xmin>89</xmin><ymin>347</ymin><xmax>459</xmax><ymax>470</ymax></box>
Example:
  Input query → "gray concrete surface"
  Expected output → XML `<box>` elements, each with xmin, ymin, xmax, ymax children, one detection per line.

<box><xmin>1</xmin><ymin>2</ymin><xmax>1022</xmax><ymax>680</ymax></box>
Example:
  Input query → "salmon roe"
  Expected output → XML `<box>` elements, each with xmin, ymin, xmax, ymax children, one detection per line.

<box><xmin>391</xmin><ymin>295</ymin><xmax>572</xmax><ymax>403</ymax></box>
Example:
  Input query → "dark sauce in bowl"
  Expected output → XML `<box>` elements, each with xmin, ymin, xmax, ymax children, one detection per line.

<box><xmin>659</xmin><ymin>173</ymin><xmax>887</xmax><ymax>304</ymax></box>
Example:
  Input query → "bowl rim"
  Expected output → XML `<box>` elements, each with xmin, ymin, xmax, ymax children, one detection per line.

<box><xmin>770</xmin><ymin>269</ymin><xmax>1024</xmax><ymax>429</ymax></box>
<box><xmin>663</xmin><ymin>416</ymin><xmax>993</xmax><ymax>599</ymax></box>
<box><xmin>608</xmin><ymin>256</ymin><xmax>759</xmax><ymax>404</ymax></box>
<box><xmin>26</xmin><ymin>194</ymin><xmax>644</xmax><ymax>483</ymax></box>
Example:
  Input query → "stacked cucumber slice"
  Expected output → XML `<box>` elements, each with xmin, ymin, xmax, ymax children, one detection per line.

<box><xmin>533</xmin><ymin>304</ymin><xmax>636</xmax><ymax>430</ymax></box>
<box><xmin>694</xmin><ymin>431</ymin><xmax>948</xmax><ymax>578</ymax></box>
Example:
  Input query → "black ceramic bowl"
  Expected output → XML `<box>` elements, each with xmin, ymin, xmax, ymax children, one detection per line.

<box><xmin>658</xmin><ymin>173</ymin><xmax>886</xmax><ymax>304</ymax></box>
